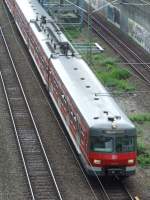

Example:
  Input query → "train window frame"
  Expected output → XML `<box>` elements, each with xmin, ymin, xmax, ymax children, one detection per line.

<box><xmin>70</xmin><ymin>111</ymin><xmax>76</xmax><ymax>121</ymax></box>
<box><xmin>115</xmin><ymin>135</ymin><xmax>136</xmax><ymax>153</ymax></box>
<box><xmin>90</xmin><ymin>135</ymin><xmax>114</xmax><ymax>153</ymax></box>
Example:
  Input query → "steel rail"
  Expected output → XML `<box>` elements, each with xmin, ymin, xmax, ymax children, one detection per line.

<box><xmin>99</xmin><ymin>176</ymin><xmax>135</xmax><ymax>200</ymax></box>
<box><xmin>0</xmin><ymin>72</ymin><xmax>35</xmax><ymax>200</ymax></box>
<box><xmin>84</xmin><ymin>15</ymin><xmax>150</xmax><ymax>85</ymax></box>
<box><xmin>91</xmin><ymin>15</ymin><xmax>150</xmax><ymax>72</ymax></box>
<box><xmin>0</xmin><ymin>26</ymin><xmax>63</xmax><ymax>200</ymax></box>
<box><xmin>116</xmin><ymin>176</ymin><xmax>135</xmax><ymax>200</ymax></box>
<box><xmin>91</xmin><ymin>18</ymin><xmax>150</xmax><ymax>84</ymax></box>
<box><xmin>124</xmin><ymin>185</ymin><xmax>135</xmax><ymax>200</ymax></box>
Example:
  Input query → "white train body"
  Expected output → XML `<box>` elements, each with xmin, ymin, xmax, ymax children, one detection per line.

<box><xmin>5</xmin><ymin>0</ymin><xmax>137</xmax><ymax>176</ymax></box>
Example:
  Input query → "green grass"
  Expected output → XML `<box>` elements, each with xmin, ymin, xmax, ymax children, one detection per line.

<box><xmin>111</xmin><ymin>68</ymin><xmax>130</xmax><ymax>79</ymax></box>
<box><xmin>137</xmin><ymin>142</ymin><xmax>146</xmax><ymax>155</ymax></box>
<box><xmin>98</xmin><ymin>57</ymin><xmax>117</xmax><ymax>66</ymax></box>
<box><xmin>129</xmin><ymin>113</ymin><xmax>150</xmax><ymax>123</ymax></box>
<box><xmin>137</xmin><ymin>142</ymin><xmax>150</xmax><ymax>167</ymax></box>
<box><xmin>64</xmin><ymin>27</ymin><xmax>81</xmax><ymax>40</ymax></box>
<box><xmin>92</xmin><ymin>55</ymin><xmax>116</xmax><ymax>67</ymax></box>
<box><xmin>136</xmin><ymin>126</ymin><xmax>143</xmax><ymax>136</ymax></box>
<box><xmin>116</xmin><ymin>80</ymin><xmax>135</xmax><ymax>91</ymax></box>
<box><xmin>92</xmin><ymin>55</ymin><xmax>135</xmax><ymax>91</ymax></box>
<box><xmin>138</xmin><ymin>154</ymin><xmax>150</xmax><ymax>167</ymax></box>
<box><xmin>96</xmin><ymin>68</ymin><xmax>135</xmax><ymax>91</ymax></box>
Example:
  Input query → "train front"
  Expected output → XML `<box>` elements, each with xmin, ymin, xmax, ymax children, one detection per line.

<box><xmin>87</xmin><ymin>118</ymin><xmax>137</xmax><ymax>176</ymax></box>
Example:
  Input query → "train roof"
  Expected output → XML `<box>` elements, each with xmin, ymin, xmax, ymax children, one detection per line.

<box><xmin>16</xmin><ymin>0</ymin><xmax>135</xmax><ymax>130</ymax></box>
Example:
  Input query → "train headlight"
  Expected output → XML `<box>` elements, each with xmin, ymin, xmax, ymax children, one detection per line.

<box><xmin>128</xmin><ymin>159</ymin><xmax>134</xmax><ymax>164</ymax></box>
<box><xmin>93</xmin><ymin>159</ymin><xmax>101</xmax><ymax>165</ymax></box>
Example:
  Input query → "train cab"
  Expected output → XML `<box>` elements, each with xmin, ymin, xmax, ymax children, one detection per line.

<box><xmin>87</xmin><ymin>127</ymin><xmax>137</xmax><ymax>176</ymax></box>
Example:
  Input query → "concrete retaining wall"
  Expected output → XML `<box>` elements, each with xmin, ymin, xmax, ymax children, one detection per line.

<box><xmin>85</xmin><ymin>0</ymin><xmax>150</xmax><ymax>53</ymax></box>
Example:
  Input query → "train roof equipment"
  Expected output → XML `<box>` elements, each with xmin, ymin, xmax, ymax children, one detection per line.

<box><xmin>17</xmin><ymin>0</ymin><xmax>135</xmax><ymax>131</ymax></box>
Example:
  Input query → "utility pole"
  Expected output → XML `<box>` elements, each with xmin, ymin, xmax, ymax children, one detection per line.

<box><xmin>78</xmin><ymin>0</ymin><xmax>85</xmax><ymax>31</ymax></box>
<box><xmin>38</xmin><ymin>0</ymin><xmax>47</xmax><ymax>7</ymax></box>
<box><xmin>60</xmin><ymin>0</ymin><xmax>64</xmax><ymax>4</ymax></box>
<box><xmin>87</xmin><ymin>0</ymin><xmax>93</xmax><ymax>66</ymax></box>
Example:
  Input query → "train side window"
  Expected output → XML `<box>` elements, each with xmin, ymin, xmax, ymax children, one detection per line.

<box><xmin>81</xmin><ymin>127</ymin><xmax>84</xmax><ymax>136</ymax></box>
<box><xmin>41</xmin><ymin>57</ymin><xmax>44</xmax><ymax>64</ymax></box>
<box><xmin>61</xmin><ymin>94</ymin><xmax>67</xmax><ymax>105</ymax></box>
<box><xmin>70</xmin><ymin>110</ymin><xmax>74</xmax><ymax>116</ymax></box>
<box><xmin>61</xmin><ymin>95</ymin><xmax>68</xmax><ymax>106</ymax></box>
<box><xmin>73</xmin><ymin>114</ymin><xmax>77</xmax><ymax>122</ymax></box>
<box><xmin>70</xmin><ymin>111</ymin><xmax>73</xmax><ymax>117</ymax></box>
<box><xmin>70</xmin><ymin>111</ymin><xmax>76</xmax><ymax>122</ymax></box>
<box><xmin>63</xmin><ymin>96</ymin><xmax>67</xmax><ymax>104</ymax></box>
<box><xmin>36</xmin><ymin>47</ymin><xmax>39</xmax><ymax>53</ymax></box>
<box><xmin>79</xmin><ymin>124</ymin><xmax>83</xmax><ymax>135</ymax></box>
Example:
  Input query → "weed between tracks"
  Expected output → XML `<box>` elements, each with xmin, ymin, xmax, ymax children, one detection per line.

<box><xmin>93</xmin><ymin>55</ymin><xmax>135</xmax><ymax>91</ymax></box>
<box><xmin>64</xmin><ymin>27</ymin><xmax>81</xmax><ymax>40</ymax></box>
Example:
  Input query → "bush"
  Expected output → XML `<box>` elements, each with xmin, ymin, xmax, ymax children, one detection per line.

<box><xmin>129</xmin><ymin>113</ymin><xmax>150</xmax><ymax>123</ymax></box>
<box><xmin>96</xmin><ymin>72</ymin><xmax>117</xmax><ymax>86</ymax></box>
<box><xmin>136</xmin><ymin>127</ymin><xmax>143</xmax><ymax>135</ymax></box>
<box><xmin>137</xmin><ymin>142</ymin><xmax>146</xmax><ymax>155</ymax></box>
<box><xmin>116</xmin><ymin>80</ymin><xmax>135</xmax><ymax>91</ymax></box>
<box><xmin>99</xmin><ymin>57</ymin><xmax>117</xmax><ymax>66</ymax></box>
<box><xmin>111</xmin><ymin>68</ymin><xmax>130</xmax><ymax>80</ymax></box>
<box><xmin>97</xmin><ymin>71</ymin><xmax>134</xmax><ymax>91</ymax></box>
<box><xmin>64</xmin><ymin>27</ymin><xmax>81</xmax><ymax>39</ymax></box>
<box><xmin>138</xmin><ymin>154</ymin><xmax>150</xmax><ymax>167</ymax></box>
<box><xmin>95</xmin><ymin>55</ymin><xmax>134</xmax><ymax>91</ymax></box>
<box><xmin>93</xmin><ymin>54</ymin><xmax>104</xmax><ymax>61</ymax></box>
<box><xmin>137</xmin><ymin>142</ymin><xmax>150</xmax><ymax>167</ymax></box>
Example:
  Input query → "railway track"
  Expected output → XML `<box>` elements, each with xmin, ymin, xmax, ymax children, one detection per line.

<box><xmin>87</xmin><ymin>175</ymin><xmax>135</xmax><ymax>200</ymax></box>
<box><xmin>84</xmin><ymin>14</ymin><xmax>150</xmax><ymax>85</ymax></box>
<box><xmin>101</xmin><ymin>177</ymin><xmax>134</xmax><ymax>200</ymax></box>
<box><xmin>0</xmin><ymin>27</ymin><xmax>63</xmax><ymax>200</ymax></box>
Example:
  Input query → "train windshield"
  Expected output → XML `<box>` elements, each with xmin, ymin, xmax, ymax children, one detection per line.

<box><xmin>116</xmin><ymin>136</ymin><xmax>136</xmax><ymax>153</ymax></box>
<box><xmin>90</xmin><ymin>136</ymin><xmax>114</xmax><ymax>153</ymax></box>
<box><xmin>90</xmin><ymin>135</ymin><xmax>136</xmax><ymax>153</ymax></box>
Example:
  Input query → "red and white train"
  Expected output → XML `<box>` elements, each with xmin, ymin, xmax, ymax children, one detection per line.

<box><xmin>5</xmin><ymin>0</ymin><xmax>137</xmax><ymax>176</ymax></box>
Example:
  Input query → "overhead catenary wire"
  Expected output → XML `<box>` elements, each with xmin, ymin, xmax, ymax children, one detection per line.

<box><xmin>117</xmin><ymin>62</ymin><xmax>150</xmax><ymax>65</ymax></box>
